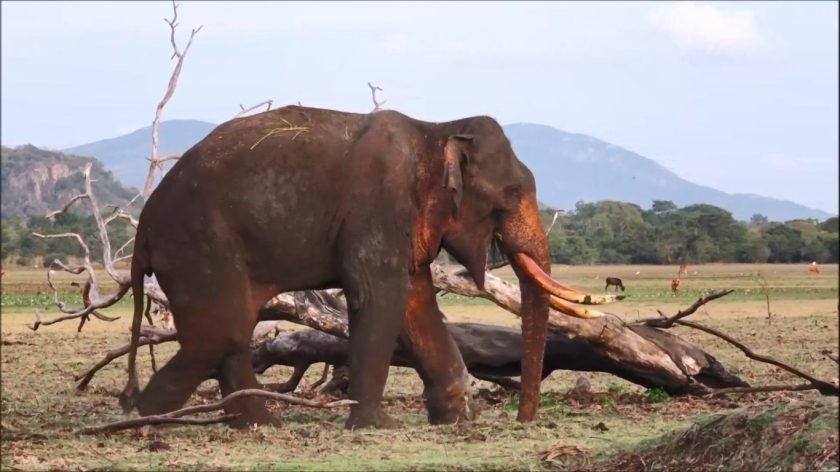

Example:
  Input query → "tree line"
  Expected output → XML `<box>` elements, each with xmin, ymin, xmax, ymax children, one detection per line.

<box><xmin>1</xmin><ymin>199</ymin><xmax>837</xmax><ymax>267</ymax></box>
<box><xmin>539</xmin><ymin>200</ymin><xmax>838</xmax><ymax>265</ymax></box>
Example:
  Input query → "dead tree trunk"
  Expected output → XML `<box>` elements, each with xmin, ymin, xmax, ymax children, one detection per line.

<box><xmin>252</xmin><ymin>322</ymin><xmax>747</xmax><ymax>395</ymax></box>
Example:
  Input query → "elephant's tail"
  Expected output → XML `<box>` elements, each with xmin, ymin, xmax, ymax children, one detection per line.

<box><xmin>118</xmin><ymin>231</ymin><xmax>152</xmax><ymax>412</ymax></box>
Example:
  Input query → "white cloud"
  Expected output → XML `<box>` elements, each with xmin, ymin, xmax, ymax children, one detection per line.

<box><xmin>649</xmin><ymin>1</ymin><xmax>763</xmax><ymax>57</ymax></box>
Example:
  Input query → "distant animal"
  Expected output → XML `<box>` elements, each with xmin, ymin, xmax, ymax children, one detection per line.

<box><xmin>678</xmin><ymin>263</ymin><xmax>688</xmax><ymax>275</ymax></box>
<box><xmin>604</xmin><ymin>277</ymin><xmax>625</xmax><ymax>292</ymax></box>
<box><xmin>671</xmin><ymin>276</ymin><xmax>682</xmax><ymax>296</ymax></box>
<box><xmin>809</xmin><ymin>262</ymin><xmax>820</xmax><ymax>274</ymax></box>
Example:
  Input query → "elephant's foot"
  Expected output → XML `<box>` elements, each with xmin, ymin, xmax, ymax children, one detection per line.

<box><xmin>425</xmin><ymin>387</ymin><xmax>481</xmax><ymax>425</ymax></box>
<box><xmin>118</xmin><ymin>380</ymin><xmax>140</xmax><ymax>413</ymax></box>
<box><xmin>223</xmin><ymin>393</ymin><xmax>279</xmax><ymax>429</ymax></box>
<box><xmin>345</xmin><ymin>406</ymin><xmax>399</xmax><ymax>430</ymax></box>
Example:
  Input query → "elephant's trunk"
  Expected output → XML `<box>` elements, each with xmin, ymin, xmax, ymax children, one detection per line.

<box><xmin>497</xmin><ymin>193</ymin><xmax>550</xmax><ymax>423</ymax></box>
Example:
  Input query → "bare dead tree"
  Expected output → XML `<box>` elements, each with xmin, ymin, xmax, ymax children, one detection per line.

<box><xmin>143</xmin><ymin>0</ymin><xmax>203</xmax><ymax>199</ymax></box>
<box><xmin>28</xmin><ymin>163</ymin><xmax>142</xmax><ymax>331</ymax></box>
<box><xmin>367</xmin><ymin>82</ymin><xmax>386</xmax><ymax>112</ymax></box>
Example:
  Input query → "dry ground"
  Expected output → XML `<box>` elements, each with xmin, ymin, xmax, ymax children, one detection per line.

<box><xmin>1</xmin><ymin>263</ymin><xmax>838</xmax><ymax>470</ymax></box>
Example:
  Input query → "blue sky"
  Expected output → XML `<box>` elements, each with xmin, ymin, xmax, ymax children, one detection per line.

<box><xmin>2</xmin><ymin>1</ymin><xmax>838</xmax><ymax>213</ymax></box>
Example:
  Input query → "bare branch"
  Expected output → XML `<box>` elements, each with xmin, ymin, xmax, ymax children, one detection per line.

<box><xmin>75</xmin><ymin>326</ymin><xmax>177</xmax><ymax>390</ymax></box>
<box><xmin>32</xmin><ymin>229</ymin><xmax>99</xmax><ymax>309</ymax></box>
<box><xmin>234</xmin><ymin>99</ymin><xmax>273</xmax><ymax>119</ymax></box>
<box><xmin>78</xmin><ymin>389</ymin><xmax>356</xmax><ymax>435</ymax></box>
<box><xmin>634</xmin><ymin>288</ymin><xmax>837</xmax><ymax>396</ymax></box>
<box><xmin>674</xmin><ymin>319</ymin><xmax>838</xmax><ymax>396</ymax></box>
<box><xmin>368</xmin><ymin>82</ymin><xmax>386</xmax><ymax>112</ymax></box>
<box><xmin>635</xmin><ymin>290</ymin><xmax>735</xmax><ymax>328</ymax></box>
<box><xmin>27</xmin><ymin>282</ymin><xmax>129</xmax><ymax>331</ymax></box>
<box><xmin>707</xmin><ymin>383</ymin><xmax>818</xmax><ymax>396</ymax></box>
<box><xmin>113</xmin><ymin>237</ymin><xmax>136</xmax><ymax>260</ymax></box>
<box><xmin>545</xmin><ymin>210</ymin><xmax>562</xmax><ymax>235</ymax></box>
<box><xmin>45</xmin><ymin>194</ymin><xmax>89</xmax><ymax>219</ymax></box>
<box><xmin>822</xmin><ymin>350</ymin><xmax>839</xmax><ymax>365</ymax></box>
<box><xmin>144</xmin><ymin>0</ymin><xmax>203</xmax><ymax>198</ymax></box>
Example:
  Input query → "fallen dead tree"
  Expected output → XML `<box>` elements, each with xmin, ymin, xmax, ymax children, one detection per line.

<box><xmin>251</xmin><ymin>321</ymin><xmax>748</xmax><ymax>394</ymax></box>
<box><xmin>71</xmin><ymin>261</ymin><xmax>839</xmax><ymax>399</ymax></box>
<box><xmin>75</xmin><ymin>271</ymin><xmax>750</xmax><ymax>396</ymax></box>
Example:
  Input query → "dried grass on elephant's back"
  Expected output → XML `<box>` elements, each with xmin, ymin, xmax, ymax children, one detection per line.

<box><xmin>599</xmin><ymin>399</ymin><xmax>839</xmax><ymax>472</ymax></box>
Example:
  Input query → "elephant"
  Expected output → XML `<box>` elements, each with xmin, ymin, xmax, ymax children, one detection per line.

<box><xmin>120</xmin><ymin>105</ymin><xmax>599</xmax><ymax>429</ymax></box>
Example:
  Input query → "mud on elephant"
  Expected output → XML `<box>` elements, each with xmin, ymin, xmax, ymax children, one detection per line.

<box><xmin>120</xmin><ymin>105</ymin><xmax>607</xmax><ymax>429</ymax></box>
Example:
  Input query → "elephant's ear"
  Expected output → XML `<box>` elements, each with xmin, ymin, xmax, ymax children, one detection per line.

<box><xmin>442</xmin><ymin>134</ymin><xmax>473</xmax><ymax>218</ymax></box>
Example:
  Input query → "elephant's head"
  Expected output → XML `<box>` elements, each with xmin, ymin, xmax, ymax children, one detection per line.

<box><xmin>424</xmin><ymin>116</ymin><xmax>596</xmax><ymax>422</ymax></box>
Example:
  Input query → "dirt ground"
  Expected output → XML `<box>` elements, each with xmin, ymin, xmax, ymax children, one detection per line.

<box><xmin>1</xmin><ymin>263</ymin><xmax>838</xmax><ymax>470</ymax></box>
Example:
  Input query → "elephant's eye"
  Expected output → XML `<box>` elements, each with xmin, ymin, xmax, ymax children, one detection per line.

<box><xmin>502</xmin><ymin>184</ymin><xmax>522</xmax><ymax>208</ymax></box>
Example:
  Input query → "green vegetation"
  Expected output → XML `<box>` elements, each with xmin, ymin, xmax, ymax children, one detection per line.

<box><xmin>539</xmin><ymin>201</ymin><xmax>838</xmax><ymax>265</ymax></box>
<box><xmin>2</xmin><ymin>210</ymin><xmax>135</xmax><ymax>268</ymax></box>
<box><xmin>645</xmin><ymin>387</ymin><xmax>669</xmax><ymax>404</ymax></box>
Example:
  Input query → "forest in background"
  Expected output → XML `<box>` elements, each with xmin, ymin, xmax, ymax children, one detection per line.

<box><xmin>3</xmin><ymin>198</ymin><xmax>837</xmax><ymax>268</ymax></box>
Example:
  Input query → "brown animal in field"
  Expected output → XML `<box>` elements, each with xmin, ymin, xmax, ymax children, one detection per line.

<box><xmin>809</xmin><ymin>262</ymin><xmax>820</xmax><ymax>274</ymax></box>
<box><xmin>671</xmin><ymin>276</ymin><xmax>682</xmax><ymax>296</ymax></box>
<box><xmin>678</xmin><ymin>263</ymin><xmax>688</xmax><ymax>275</ymax></box>
<box><xmin>604</xmin><ymin>277</ymin><xmax>625</xmax><ymax>292</ymax></box>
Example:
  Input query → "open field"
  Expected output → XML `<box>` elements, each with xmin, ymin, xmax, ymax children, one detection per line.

<box><xmin>1</xmin><ymin>263</ymin><xmax>838</xmax><ymax>470</ymax></box>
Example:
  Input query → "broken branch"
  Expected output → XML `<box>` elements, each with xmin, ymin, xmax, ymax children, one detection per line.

<box><xmin>367</xmin><ymin>82</ymin><xmax>386</xmax><ymax>112</ymax></box>
<box><xmin>234</xmin><ymin>99</ymin><xmax>273</xmax><ymax>118</ymax></box>
<box><xmin>78</xmin><ymin>389</ymin><xmax>356</xmax><ymax>435</ymax></box>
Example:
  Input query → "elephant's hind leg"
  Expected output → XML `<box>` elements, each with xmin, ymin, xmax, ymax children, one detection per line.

<box><xmin>137</xmin><ymin>276</ymin><xmax>275</xmax><ymax>428</ymax></box>
<box><xmin>136</xmin><ymin>347</ymin><xmax>221</xmax><ymax>417</ymax></box>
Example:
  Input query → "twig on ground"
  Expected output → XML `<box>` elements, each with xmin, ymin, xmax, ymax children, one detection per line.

<box><xmin>78</xmin><ymin>389</ymin><xmax>356</xmax><ymax>435</ymax></box>
<box><xmin>636</xmin><ymin>290</ymin><xmax>734</xmax><ymax>328</ymax></box>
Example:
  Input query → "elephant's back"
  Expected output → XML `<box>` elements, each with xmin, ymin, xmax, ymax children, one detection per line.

<box><xmin>184</xmin><ymin>105</ymin><xmax>369</xmax><ymax>169</ymax></box>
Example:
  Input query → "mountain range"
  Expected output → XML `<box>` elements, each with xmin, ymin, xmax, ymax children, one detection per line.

<box><xmin>1</xmin><ymin>144</ymin><xmax>139</xmax><ymax>219</ymax></box>
<box><xmin>58</xmin><ymin>118</ymin><xmax>833</xmax><ymax>222</ymax></box>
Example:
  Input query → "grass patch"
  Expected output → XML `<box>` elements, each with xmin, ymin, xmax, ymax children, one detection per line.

<box><xmin>646</xmin><ymin>387</ymin><xmax>669</xmax><ymax>404</ymax></box>
<box><xmin>597</xmin><ymin>398</ymin><xmax>839</xmax><ymax>472</ymax></box>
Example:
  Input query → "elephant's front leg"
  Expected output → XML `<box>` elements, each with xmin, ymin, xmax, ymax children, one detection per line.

<box><xmin>400</xmin><ymin>266</ymin><xmax>478</xmax><ymax>424</ymax></box>
<box><xmin>343</xmin><ymin>263</ymin><xmax>411</xmax><ymax>429</ymax></box>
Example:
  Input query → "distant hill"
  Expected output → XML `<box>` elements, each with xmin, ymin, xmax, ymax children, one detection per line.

<box><xmin>1</xmin><ymin>145</ymin><xmax>141</xmax><ymax>220</ymax></box>
<box><xmin>504</xmin><ymin>123</ymin><xmax>832</xmax><ymax>222</ymax></box>
<box><xmin>64</xmin><ymin>119</ymin><xmax>217</xmax><ymax>190</ymax></box>
<box><xmin>60</xmin><ymin>118</ymin><xmax>832</xmax><ymax>222</ymax></box>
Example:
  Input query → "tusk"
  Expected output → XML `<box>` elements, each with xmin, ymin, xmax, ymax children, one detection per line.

<box><xmin>511</xmin><ymin>253</ymin><xmax>624</xmax><ymax>305</ymax></box>
<box><xmin>549</xmin><ymin>295</ymin><xmax>605</xmax><ymax>319</ymax></box>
